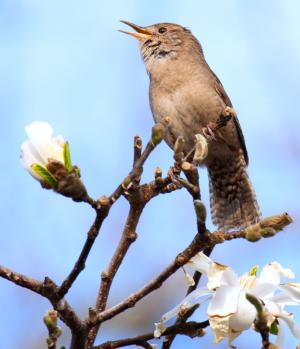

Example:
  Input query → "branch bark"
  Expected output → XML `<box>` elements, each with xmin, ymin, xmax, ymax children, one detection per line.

<box><xmin>93</xmin><ymin>320</ymin><xmax>209</xmax><ymax>349</ymax></box>
<box><xmin>57</xmin><ymin>202</ymin><xmax>110</xmax><ymax>299</ymax></box>
<box><xmin>86</xmin><ymin>204</ymin><xmax>145</xmax><ymax>347</ymax></box>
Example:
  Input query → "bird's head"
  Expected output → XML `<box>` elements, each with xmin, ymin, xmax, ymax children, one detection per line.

<box><xmin>119</xmin><ymin>21</ymin><xmax>203</xmax><ymax>73</ymax></box>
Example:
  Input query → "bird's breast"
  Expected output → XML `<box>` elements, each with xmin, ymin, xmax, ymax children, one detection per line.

<box><xmin>150</xmin><ymin>78</ymin><xmax>225</xmax><ymax>151</ymax></box>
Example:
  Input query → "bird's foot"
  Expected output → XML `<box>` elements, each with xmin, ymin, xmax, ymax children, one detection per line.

<box><xmin>201</xmin><ymin>122</ymin><xmax>219</xmax><ymax>142</ymax></box>
<box><xmin>216</xmin><ymin>106</ymin><xmax>236</xmax><ymax>129</ymax></box>
<box><xmin>202</xmin><ymin>106</ymin><xmax>236</xmax><ymax>142</ymax></box>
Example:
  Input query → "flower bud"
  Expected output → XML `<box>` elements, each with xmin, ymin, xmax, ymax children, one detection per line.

<box><xmin>43</xmin><ymin>310</ymin><xmax>58</xmax><ymax>330</ymax></box>
<box><xmin>194</xmin><ymin>200</ymin><xmax>207</xmax><ymax>223</ymax></box>
<box><xmin>151</xmin><ymin>123</ymin><xmax>165</xmax><ymax>145</ymax></box>
<box><xmin>260</xmin><ymin>213</ymin><xmax>293</xmax><ymax>231</ymax></box>
<box><xmin>245</xmin><ymin>225</ymin><xmax>261</xmax><ymax>242</ymax></box>
<box><xmin>260</xmin><ymin>227</ymin><xmax>276</xmax><ymax>238</ymax></box>
<box><xmin>21</xmin><ymin>122</ymin><xmax>88</xmax><ymax>202</ymax></box>
<box><xmin>122</xmin><ymin>176</ymin><xmax>132</xmax><ymax>189</ymax></box>
<box><xmin>173</xmin><ymin>136</ymin><xmax>185</xmax><ymax>162</ymax></box>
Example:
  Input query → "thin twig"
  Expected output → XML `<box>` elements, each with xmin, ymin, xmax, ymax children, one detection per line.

<box><xmin>87</xmin><ymin>231</ymin><xmax>206</xmax><ymax>328</ymax></box>
<box><xmin>57</xmin><ymin>203</ymin><xmax>110</xmax><ymax>299</ymax></box>
<box><xmin>0</xmin><ymin>265</ymin><xmax>86</xmax><ymax>348</ymax></box>
<box><xmin>133</xmin><ymin>135</ymin><xmax>142</xmax><ymax>165</ymax></box>
<box><xmin>109</xmin><ymin>140</ymin><xmax>155</xmax><ymax>203</ymax></box>
<box><xmin>94</xmin><ymin>321</ymin><xmax>209</xmax><ymax>349</ymax></box>
<box><xmin>0</xmin><ymin>264</ymin><xmax>44</xmax><ymax>294</ymax></box>
<box><xmin>86</xmin><ymin>135</ymin><xmax>161</xmax><ymax>347</ymax></box>
<box><xmin>87</xmin><ymin>214</ymin><xmax>290</xmax><ymax>329</ymax></box>
<box><xmin>86</xmin><ymin>204</ymin><xmax>145</xmax><ymax>347</ymax></box>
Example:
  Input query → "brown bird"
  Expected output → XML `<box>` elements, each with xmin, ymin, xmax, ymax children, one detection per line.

<box><xmin>120</xmin><ymin>21</ymin><xmax>261</xmax><ymax>231</ymax></box>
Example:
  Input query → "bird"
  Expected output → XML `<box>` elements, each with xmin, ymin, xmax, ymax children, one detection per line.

<box><xmin>120</xmin><ymin>21</ymin><xmax>261</xmax><ymax>232</ymax></box>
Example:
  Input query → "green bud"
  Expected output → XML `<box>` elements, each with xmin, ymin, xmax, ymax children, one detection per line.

<box><xmin>260</xmin><ymin>227</ymin><xmax>276</xmax><ymax>238</ymax></box>
<box><xmin>122</xmin><ymin>176</ymin><xmax>132</xmax><ymax>189</ymax></box>
<box><xmin>173</xmin><ymin>136</ymin><xmax>185</xmax><ymax>162</ymax></box>
<box><xmin>43</xmin><ymin>310</ymin><xmax>58</xmax><ymax>330</ymax></box>
<box><xmin>54</xmin><ymin>327</ymin><xmax>62</xmax><ymax>338</ymax></box>
<box><xmin>151</xmin><ymin>123</ymin><xmax>165</xmax><ymax>145</ymax></box>
<box><xmin>260</xmin><ymin>213</ymin><xmax>293</xmax><ymax>231</ymax></box>
<box><xmin>245</xmin><ymin>226</ymin><xmax>261</xmax><ymax>242</ymax></box>
<box><xmin>194</xmin><ymin>200</ymin><xmax>207</xmax><ymax>223</ymax></box>
<box><xmin>269</xmin><ymin>319</ymin><xmax>279</xmax><ymax>335</ymax></box>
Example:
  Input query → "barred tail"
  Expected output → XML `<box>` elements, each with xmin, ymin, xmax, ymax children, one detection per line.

<box><xmin>208</xmin><ymin>150</ymin><xmax>261</xmax><ymax>232</ymax></box>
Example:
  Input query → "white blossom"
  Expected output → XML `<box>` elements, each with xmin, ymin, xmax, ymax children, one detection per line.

<box><xmin>20</xmin><ymin>121</ymin><xmax>65</xmax><ymax>181</ymax></box>
<box><xmin>154</xmin><ymin>253</ymin><xmax>300</xmax><ymax>348</ymax></box>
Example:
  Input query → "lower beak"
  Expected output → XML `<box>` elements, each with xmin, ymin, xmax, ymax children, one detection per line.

<box><xmin>119</xmin><ymin>20</ymin><xmax>153</xmax><ymax>40</ymax></box>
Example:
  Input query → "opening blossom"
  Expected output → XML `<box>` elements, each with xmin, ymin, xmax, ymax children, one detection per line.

<box><xmin>154</xmin><ymin>252</ymin><xmax>300</xmax><ymax>348</ymax></box>
<box><xmin>20</xmin><ymin>121</ymin><xmax>66</xmax><ymax>186</ymax></box>
<box><xmin>20</xmin><ymin>121</ymin><xmax>87</xmax><ymax>201</ymax></box>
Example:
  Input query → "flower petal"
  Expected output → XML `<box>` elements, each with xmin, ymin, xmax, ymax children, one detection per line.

<box><xmin>187</xmin><ymin>252</ymin><xmax>229</xmax><ymax>290</ymax></box>
<box><xmin>161</xmin><ymin>288</ymin><xmax>212</xmax><ymax>323</ymax></box>
<box><xmin>279</xmin><ymin>283</ymin><xmax>300</xmax><ymax>304</ymax></box>
<box><xmin>269</xmin><ymin>292</ymin><xmax>299</xmax><ymax>306</ymax></box>
<box><xmin>183</xmin><ymin>268</ymin><xmax>195</xmax><ymax>286</ymax></box>
<box><xmin>277</xmin><ymin>311</ymin><xmax>300</xmax><ymax>340</ymax></box>
<box><xmin>251</xmin><ymin>282</ymin><xmax>277</xmax><ymax>298</ymax></box>
<box><xmin>259</xmin><ymin>262</ymin><xmax>294</xmax><ymax>286</ymax></box>
<box><xmin>220</xmin><ymin>269</ymin><xmax>239</xmax><ymax>288</ymax></box>
<box><xmin>264</xmin><ymin>299</ymin><xmax>282</xmax><ymax>315</ymax></box>
<box><xmin>20</xmin><ymin>141</ymin><xmax>44</xmax><ymax>179</ymax></box>
<box><xmin>229</xmin><ymin>290</ymin><xmax>256</xmax><ymax>332</ymax></box>
<box><xmin>208</xmin><ymin>286</ymin><xmax>239</xmax><ymax>317</ymax></box>
<box><xmin>209</xmin><ymin>315</ymin><xmax>230</xmax><ymax>343</ymax></box>
<box><xmin>275</xmin><ymin>318</ymin><xmax>285</xmax><ymax>349</ymax></box>
<box><xmin>209</xmin><ymin>315</ymin><xmax>241</xmax><ymax>345</ymax></box>
<box><xmin>207</xmin><ymin>263</ymin><xmax>230</xmax><ymax>290</ymax></box>
<box><xmin>187</xmin><ymin>252</ymin><xmax>213</xmax><ymax>274</ymax></box>
<box><xmin>25</xmin><ymin>121</ymin><xmax>65</xmax><ymax>164</ymax></box>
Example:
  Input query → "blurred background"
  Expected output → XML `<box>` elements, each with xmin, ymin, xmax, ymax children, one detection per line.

<box><xmin>0</xmin><ymin>0</ymin><xmax>300</xmax><ymax>348</ymax></box>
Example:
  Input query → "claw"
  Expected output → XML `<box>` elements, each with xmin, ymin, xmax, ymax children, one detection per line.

<box><xmin>201</xmin><ymin>122</ymin><xmax>218</xmax><ymax>142</ymax></box>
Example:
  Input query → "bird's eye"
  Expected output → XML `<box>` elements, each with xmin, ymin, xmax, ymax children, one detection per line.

<box><xmin>158</xmin><ymin>27</ymin><xmax>167</xmax><ymax>34</ymax></box>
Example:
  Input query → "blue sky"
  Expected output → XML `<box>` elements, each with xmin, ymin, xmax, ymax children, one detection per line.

<box><xmin>0</xmin><ymin>1</ymin><xmax>300</xmax><ymax>348</ymax></box>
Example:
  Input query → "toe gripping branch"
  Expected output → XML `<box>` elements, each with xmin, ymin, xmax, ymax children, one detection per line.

<box><xmin>201</xmin><ymin>106</ymin><xmax>236</xmax><ymax>143</ymax></box>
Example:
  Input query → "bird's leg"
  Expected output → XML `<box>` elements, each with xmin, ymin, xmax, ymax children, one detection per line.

<box><xmin>201</xmin><ymin>106</ymin><xmax>236</xmax><ymax>142</ymax></box>
<box><xmin>201</xmin><ymin>122</ymin><xmax>219</xmax><ymax>141</ymax></box>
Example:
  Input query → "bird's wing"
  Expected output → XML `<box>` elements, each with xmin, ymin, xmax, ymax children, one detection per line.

<box><xmin>208</xmin><ymin>66</ymin><xmax>249</xmax><ymax>165</ymax></box>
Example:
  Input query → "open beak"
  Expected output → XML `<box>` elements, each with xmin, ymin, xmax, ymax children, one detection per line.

<box><xmin>119</xmin><ymin>20</ymin><xmax>153</xmax><ymax>40</ymax></box>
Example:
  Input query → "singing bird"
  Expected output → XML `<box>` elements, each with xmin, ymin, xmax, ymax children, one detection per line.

<box><xmin>120</xmin><ymin>21</ymin><xmax>261</xmax><ymax>232</ymax></box>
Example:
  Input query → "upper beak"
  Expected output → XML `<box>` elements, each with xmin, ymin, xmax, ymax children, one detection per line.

<box><xmin>119</xmin><ymin>20</ymin><xmax>153</xmax><ymax>40</ymax></box>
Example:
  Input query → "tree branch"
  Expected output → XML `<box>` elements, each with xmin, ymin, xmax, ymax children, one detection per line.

<box><xmin>86</xmin><ymin>204</ymin><xmax>145</xmax><ymax>347</ymax></box>
<box><xmin>0</xmin><ymin>264</ymin><xmax>44</xmax><ymax>294</ymax></box>
<box><xmin>86</xmin><ymin>130</ymin><xmax>166</xmax><ymax>347</ymax></box>
<box><xmin>93</xmin><ymin>320</ymin><xmax>209</xmax><ymax>349</ymax></box>
<box><xmin>87</xmin><ymin>231</ymin><xmax>205</xmax><ymax>328</ymax></box>
<box><xmin>57</xmin><ymin>201</ymin><xmax>110</xmax><ymax>299</ymax></box>
<box><xmin>87</xmin><ymin>211</ymin><xmax>291</xmax><ymax>327</ymax></box>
